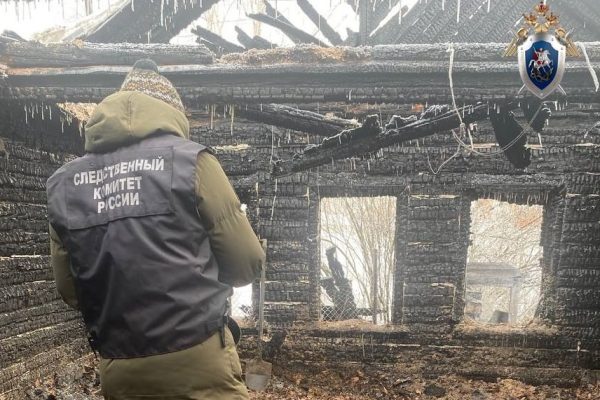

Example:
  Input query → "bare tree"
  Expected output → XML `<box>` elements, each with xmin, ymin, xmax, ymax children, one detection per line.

<box><xmin>320</xmin><ymin>196</ymin><xmax>396</xmax><ymax>324</ymax></box>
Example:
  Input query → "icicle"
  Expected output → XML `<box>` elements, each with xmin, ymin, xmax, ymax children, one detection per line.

<box><xmin>230</xmin><ymin>105</ymin><xmax>235</xmax><ymax>136</ymax></box>
<box><xmin>456</xmin><ymin>0</ymin><xmax>461</xmax><ymax>23</ymax></box>
<box><xmin>441</xmin><ymin>0</ymin><xmax>445</xmax><ymax>11</ymax></box>
<box><xmin>399</xmin><ymin>0</ymin><xmax>402</xmax><ymax>24</ymax></box>
<box><xmin>579</xmin><ymin>42</ymin><xmax>600</xmax><ymax>92</ymax></box>
<box><xmin>131</xmin><ymin>0</ymin><xmax>134</xmax><ymax>11</ymax></box>
<box><xmin>270</xmin><ymin>179</ymin><xmax>278</xmax><ymax>222</ymax></box>
<box><xmin>487</xmin><ymin>0</ymin><xmax>491</xmax><ymax>13</ymax></box>
<box><xmin>160</xmin><ymin>0</ymin><xmax>165</xmax><ymax>26</ymax></box>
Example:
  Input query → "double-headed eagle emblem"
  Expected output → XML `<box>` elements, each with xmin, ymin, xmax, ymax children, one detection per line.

<box><xmin>504</xmin><ymin>1</ymin><xmax>581</xmax><ymax>98</ymax></box>
<box><xmin>504</xmin><ymin>1</ymin><xmax>580</xmax><ymax>58</ymax></box>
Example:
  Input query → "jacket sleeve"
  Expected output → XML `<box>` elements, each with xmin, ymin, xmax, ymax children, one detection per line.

<box><xmin>195</xmin><ymin>152</ymin><xmax>265</xmax><ymax>287</ymax></box>
<box><xmin>49</xmin><ymin>224</ymin><xmax>79</xmax><ymax>309</ymax></box>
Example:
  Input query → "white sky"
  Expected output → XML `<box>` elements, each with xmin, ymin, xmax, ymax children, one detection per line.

<box><xmin>0</xmin><ymin>0</ymin><xmax>419</xmax><ymax>45</ymax></box>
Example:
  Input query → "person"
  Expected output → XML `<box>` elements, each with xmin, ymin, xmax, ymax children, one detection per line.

<box><xmin>47</xmin><ymin>59</ymin><xmax>265</xmax><ymax>400</ymax></box>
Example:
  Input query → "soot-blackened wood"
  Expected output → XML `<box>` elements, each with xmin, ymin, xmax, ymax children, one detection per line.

<box><xmin>358</xmin><ymin>0</ymin><xmax>373</xmax><ymax>46</ymax></box>
<box><xmin>264</xmin><ymin>0</ymin><xmax>294</xmax><ymax>26</ymax></box>
<box><xmin>192</xmin><ymin>26</ymin><xmax>244</xmax><ymax>54</ymax></box>
<box><xmin>273</xmin><ymin>103</ymin><xmax>506</xmax><ymax>176</ymax></box>
<box><xmin>236</xmin><ymin>104</ymin><xmax>359</xmax><ymax>136</ymax></box>
<box><xmin>371</xmin><ymin>0</ymin><xmax>400</xmax><ymax>29</ymax></box>
<box><xmin>296</xmin><ymin>0</ymin><xmax>343</xmax><ymax>46</ymax></box>
<box><xmin>0</xmin><ymin>42</ymin><xmax>214</xmax><ymax>68</ymax></box>
<box><xmin>234</xmin><ymin>27</ymin><xmax>275</xmax><ymax>50</ymax></box>
<box><xmin>0</xmin><ymin>30</ymin><xmax>26</xmax><ymax>44</ymax></box>
<box><xmin>86</xmin><ymin>0</ymin><xmax>220</xmax><ymax>44</ymax></box>
<box><xmin>247</xmin><ymin>13</ymin><xmax>327</xmax><ymax>46</ymax></box>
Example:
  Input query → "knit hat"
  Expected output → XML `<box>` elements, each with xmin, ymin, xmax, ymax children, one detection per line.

<box><xmin>120</xmin><ymin>59</ymin><xmax>185</xmax><ymax>114</ymax></box>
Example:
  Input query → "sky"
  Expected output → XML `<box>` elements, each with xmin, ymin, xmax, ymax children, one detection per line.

<box><xmin>0</xmin><ymin>0</ymin><xmax>420</xmax><ymax>45</ymax></box>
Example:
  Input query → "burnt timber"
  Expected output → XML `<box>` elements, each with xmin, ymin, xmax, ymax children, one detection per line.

<box><xmin>1</xmin><ymin>39</ymin><xmax>600</xmax><ymax>398</ymax></box>
<box><xmin>2</xmin><ymin>43</ymin><xmax>600</xmax><ymax>104</ymax></box>
<box><xmin>85</xmin><ymin>0</ymin><xmax>221</xmax><ymax>44</ymax></box>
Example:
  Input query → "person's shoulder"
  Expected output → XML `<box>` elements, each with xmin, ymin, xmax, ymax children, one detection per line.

<box><xmin>169</xmin><ymin>136</ymin><xmax>210</xmax><ymax>153</ymax></box>
<box><xmin>46</xmin><ymin>154</ymin><xmax>90</xmax><ymax>186</ymax></box>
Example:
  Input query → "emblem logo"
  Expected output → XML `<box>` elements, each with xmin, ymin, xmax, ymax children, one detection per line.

<box><xmin>504</xmin><ymin>1</ymin><xmax>581</xmax><ymax>99</ymax></box>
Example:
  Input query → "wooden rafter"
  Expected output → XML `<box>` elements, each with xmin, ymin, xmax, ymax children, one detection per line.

<box><xmin>0</xmin><ymin>42</ymin><xmax>214</xmax><ymax>68</ymax></box>
<box><xmin>236</xmin><ymin>104</ymin><xmax>359</xmax><ymax>136</ymax></box>
<box><xmin>247</xmin><ymin>13</ymin><xmax>327</xmax><ymax>46</ymax></box>
<box><xmin>272</xmin><ymin>103</ymin><xmax>513</xmax><ymax>177</ymax></box>
<box><xmin>192</xmin><ymin>26</ymin><xmax>244</xmax><ymax>54</ymax></box>
<box><xmin>296</xmin><ymin>0</ymin><xmax>343</xmax><ymax>46</ymax></box>
<box><xmin>86</xmin><ymin>0</ymin><xmax>220</xmax><ymax>44</ymax></box>
<box><xmin>263</xmin><ymin>0</ymin><xmax>293</xmax><ymax>26</ymax></box>
<box><xmin>235</xmin><ymin>27</ymin><xmax>276</xmax><ymax>50</ymax></box>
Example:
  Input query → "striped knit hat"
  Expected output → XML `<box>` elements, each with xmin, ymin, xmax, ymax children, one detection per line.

<box><xmin>120</xmin><ymin>59</ymin><xmax>185</xmax><ymax>114</ymax></box>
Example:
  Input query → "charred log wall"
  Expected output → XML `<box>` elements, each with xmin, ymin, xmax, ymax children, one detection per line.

<box><xmin>0</xmin><ymin>96</ymin><xmax>599</xmax><ymax>394</ymax></box>
<box><xmin>192</xmin><ymin>106</ymin><xmax>600</xmax><ymax>346</ymax></box>
<box><xmin>0</xmin><ymin>118</ymin><xmax>88</xmax><ymax>398</ymax></box>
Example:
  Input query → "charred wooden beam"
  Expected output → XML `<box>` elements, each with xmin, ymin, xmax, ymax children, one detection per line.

<box><xmin>192</xmin><ymin>26</ymin><xmax>245</xmax><ymax>54</ymax></box>
<box><xmin>371</xmin><ymin>0</ymin><xmax>399</xmax><ymax>29</ymax></box>
<box><xmin>272</xmin><ymin>103</ymin><xmax>513</xmax><ymax>176</ymax></box>
<box><xmin>247</xmin><ymin>13</ymin><xmax>327</xmax><ymax>46</ymax></box>
<box><xmin>0</xmin><ymin>30</ymin><xmax>26</xmax><ymax>44</ymax></box>
<box><xmin>370</xmin><ymin>4</ymin><xmax>410</xmax><ymax>45</ymax></box>
<box><xmin>234</xmin><ymin>27</ymin><xmax>275</xmax><ymax>50</ymax></box>
<box><xmin>0</xmin><ymin>42</ymin><xmax>214</xmax><ymax>68</ymax></box>
<box><xmin>358</xmin><ymin>0</ymin><xmax>373</xmax><ymax>46</ymax></box>
<box><xmin>296</xmin><ymin>0</ymin><xmax>343</xmax><ymax>46</ymax></box>
<box><xmin>236</xmin><ymin>104</ymin><xmax>359</xmax><ymax>136</ymax></box>
<box><xmin>197</xmin><ymin>39</ymin><xmax>222</xmax><ymax>56</ymax></box>
<box><xmin>86</xmin><ymin>0</ymin><xmax>220</xmax><ymax>44</ymax></box>
<box><xmin>264</xmin><ymin>0</ymin><xmax>293</xmax><ymax>26</ymax></box>
<box><xmin>4</xmin><ymin>44</ymin><xmax>600</xmax><ymax>104</ymax></box>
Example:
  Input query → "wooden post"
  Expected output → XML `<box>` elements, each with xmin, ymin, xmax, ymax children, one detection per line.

<box><xmin>372</xmin><ymin>248</ymin><xmax>379</xmax><ymax>325</ymax></box>
<box><xmin>358</xmin><ymin>0</ymin><xmax>372</xmax><ymax>46</ymax></box>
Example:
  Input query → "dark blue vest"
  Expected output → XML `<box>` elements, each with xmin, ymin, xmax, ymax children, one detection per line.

<box><xmin>47</xmin><ymin>134</ymin><xmax>231</xmax><ymax>359</ymax></box>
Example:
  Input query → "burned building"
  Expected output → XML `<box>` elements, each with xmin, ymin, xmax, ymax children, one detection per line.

<box><xmin>0</xmin><ymin>0</ymin><xmax>599</xmax><ymax>398</ymax></box>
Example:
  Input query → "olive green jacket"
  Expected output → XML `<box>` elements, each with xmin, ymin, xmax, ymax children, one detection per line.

<box><xmin>50</xmin><ymin>91</ymin><xmax>265</xmax><ymax>308</ymax></box>
<box><xmin>49</xmin><ymin>91</ymin><xmax>262</xmax><ymax>399</ymax></box>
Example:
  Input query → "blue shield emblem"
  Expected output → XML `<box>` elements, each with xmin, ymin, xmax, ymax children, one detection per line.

<box><xmin>518</xmin><ymin>33</ymin><xmax>566</xmax><ymax>99</ymax></box>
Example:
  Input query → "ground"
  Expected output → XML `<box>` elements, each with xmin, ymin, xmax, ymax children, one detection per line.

<box><xmin>26</xmin><ymin>360</ymin><xmax>600</xmax><ymax>400</ymax></box>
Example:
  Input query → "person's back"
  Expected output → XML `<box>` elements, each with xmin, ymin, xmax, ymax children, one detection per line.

<box><xmin>47</xmin><ymin>60</ymin><xmax>264</xmax><ymax>400</ymax></box>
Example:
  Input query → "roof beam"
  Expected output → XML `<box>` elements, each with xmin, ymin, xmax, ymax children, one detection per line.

<box><xmin>192</xmin><ymin>26</ymin><xmax>244</xmax><ymax>54</ymax></box>
<box><xmin>3</xmin><ymin>43</ymin><xmax>600</xmax><ymax>104</ymax></box>
<box><xmin>296</xmin><ymin>0</ymin><xmax>343</xmax><ymax>46</ymax></box>
<box><xmin>236</xmin><ymin>104</ymin><xmax>359</xmax><ymax>136</ymax></box>
<box><xmin>247</xmin><ymin>13</ymin><xmax>327</xmax><ymax>46</ymax></box>
<box><xmin>0</xmin><ymin>42</ymin><xmax>214</xmax><ymax>68</ymax></box>
<box><xmin>263</xmin><ymin>0</ymin><xmax>293</xmax><ymax>25</ymax></box>
<box><xmin>235</xmin><ymin>27</ymin><xmax>276</xmax><ymax>50</ymax></box>
<box><xmin>272</xmin><ymin>103</ymin><xmax>505</xmax><ymax>177</ymax></box>
<box><xmin>86</xmin><ymin>0</ymin><xmax>220</xmax><ymax>44</ymax></box>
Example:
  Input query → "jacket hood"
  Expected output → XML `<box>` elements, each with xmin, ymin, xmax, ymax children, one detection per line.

<box><xmin>84</xmin><ymin>91</ymin><xmax>190</xmax><ymax>153</ymax></box>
